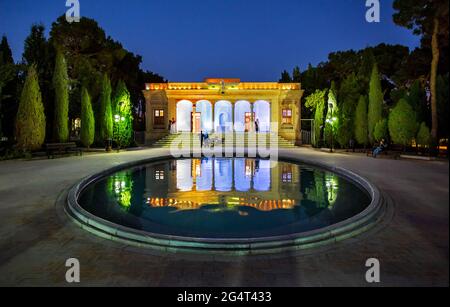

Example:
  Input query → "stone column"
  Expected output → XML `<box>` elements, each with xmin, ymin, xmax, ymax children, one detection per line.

<box><xmin>211</xmin><ymin>102</ymin><xmax>215</xmax><ymax>133</ymax></box>
<box><xmin>250</xmin><ymin>102</ymin><xmax>255</xmax><ymax>132</ymax></box>
<box><xmin>231</xmin><ymin>101</ymin><xmax>235</xmax><ymax>132</ymax></box>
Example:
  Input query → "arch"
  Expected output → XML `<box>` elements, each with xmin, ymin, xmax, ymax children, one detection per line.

<box><xmin>176</xmin><ymin>100</ymin><xmax>193</xmax><ymax>132</ymax></box>
<box><xmin>254</xmin><ymin>100</ymin><xmax>271</xmax><ymax>132</ymax></box>
<box><xmin>196</xmin><ymin>100</ymin><xmax>213</xmax><ymax>132</ymax></box>
<box><xmin>214</xmin><ymin>100</ymin><xmax>232</xmax><ymax>133</ymax></box>
<box><xmin>234</xmin><ymin>100</ymin><xmax>251</xmax><ymax>132</ymax></box>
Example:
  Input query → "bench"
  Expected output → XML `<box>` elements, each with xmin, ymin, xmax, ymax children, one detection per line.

<box><xmin>45</xmin><ymin>142</ymin><xmax>82</xmax><ymax>159</ymax></box>
<box><xmin>367</xmin><ymin>144</ymin><xmax>403</xmax><ymax>159</ymax></box>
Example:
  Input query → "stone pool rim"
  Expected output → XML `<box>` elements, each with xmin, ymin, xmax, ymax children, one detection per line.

<box><xmin>65</xmin><ymin>154</ymin><xmax>386</xmax><ymax>255</ymax></box>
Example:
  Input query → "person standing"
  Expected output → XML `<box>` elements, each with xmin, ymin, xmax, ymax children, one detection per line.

<box><xmin>200</xmin><ymin>130</ymin><xmax>204</xmax><ymax>148</ymax></box>
<box><xmin>255</xmin><ymin>119</ymin><xmax>260</xmax><ymax>133</ymax></box>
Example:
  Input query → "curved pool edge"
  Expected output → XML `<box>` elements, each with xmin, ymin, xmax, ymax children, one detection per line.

<box><xmin>65</xmin><ymin>154</ymin><xmax>388</xmax><ymax>256</ymax></box>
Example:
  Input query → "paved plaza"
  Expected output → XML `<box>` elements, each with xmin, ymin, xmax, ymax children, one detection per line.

<box><xmin>0</xmin><ymin>148</ymin><xmax>448</xmax><ymax>286</ymax></box>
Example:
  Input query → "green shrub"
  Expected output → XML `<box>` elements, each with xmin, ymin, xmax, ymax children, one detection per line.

<box><xmin>416</xmin><ymin>122</ymin><xmax>432</xmax><ymax>148</ymax></box>
<box><xmin>388</xmin><ymin>98</ymin><xmax>418</xmax><ymax>146</ymax></box>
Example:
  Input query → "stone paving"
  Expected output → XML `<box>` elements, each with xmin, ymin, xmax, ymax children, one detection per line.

<box><xmin>0</xmin><ymin>148</ymin><xmax>448</xmax><ymax>287</ymax></box>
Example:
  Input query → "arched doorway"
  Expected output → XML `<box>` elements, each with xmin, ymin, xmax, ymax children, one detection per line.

<box><xmin>196</xmin><ymin>100</ymin><xmax>213</xmax><ymax>133</ymax></box>
<box><xmin>214</xmin><ymin>100</ymin><xmax>232</xmax><ymax>133</ymax></box>
<box><xmin>176</xmin><ymin>100</ymin><xmax>193</xmax><ymax>132</ymax></box>
<box><xmin>234</xmin><ymin>100</ymin><xmax>251</xmax><ymax>132</ymax></box>
<box><xmin>254</xmin><ymin>100</ymin><xmax>271</xmax><ymax>132</ymax></box>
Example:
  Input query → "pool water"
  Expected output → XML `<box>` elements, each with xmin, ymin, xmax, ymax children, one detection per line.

<box><xmin>78</xmin><ymin>158</ymin><xmax>371</xmax><ymax>239</ymax></box>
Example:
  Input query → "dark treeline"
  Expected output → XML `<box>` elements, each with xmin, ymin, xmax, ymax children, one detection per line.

<box><xmin>280</xmin><ymin>0</ymin><xmax>449</xmax><ymax>151</ymax></box>
<box><xmin>0</xmin><ymin>15</ymin><xmax>165</xmax><ymax>148</ymax></box>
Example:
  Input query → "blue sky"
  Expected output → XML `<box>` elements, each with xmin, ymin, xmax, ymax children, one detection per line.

<box><xmin>0</xmin><ymin>0</ymin><xmax>420</xmax><ymax>81</ymax></box>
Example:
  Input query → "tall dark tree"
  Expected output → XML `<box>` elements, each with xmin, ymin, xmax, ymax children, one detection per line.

<box><xmin>336</xmin><ymin>73</ymin><xmax>360</xmax><ymax>147</ymax></box>
<box><xmin>279</xmin><ymin>70</ymin><xmax>292</xmax><ymax>83</ymax></box>
<box><xmin>80</xmin><ymin>86</ymin><xmax>95</xmax><ymax>148</ymax></box>
<box><xmin>393</xmin><ymin>0</ymin><xmax>449</xmax><ymax>141</ymax></box>
<box><xmin>22</xmin><ymin>24</ymin><xmax>54</xmax><ymax>140</ymax></box>
<box><xmin>52</xmin><ymin>51</ymin><xmax>70</xmax><ymax>142</ymax></box>
<box><xmin>0</xmin><ymin>36</ymin><xmax>14</xmax><ymax>64</ymax></box>
<box><xmin>368</xmin><ymin>63</ymin><xmax>384</xmax><ymax>143</ymax></box>
<box><xmin>99</xmin><ymin>73</ymin><xmax>113</xmax><ymax>145</ymax></box>
<box><xmin>0</xmin><ymin>36</ymin><xmax>16</xmax><ymax>138</ymax></box>
<box><xmin>292</xmin><ymin>66</ymin><xmax>301</xmax><ymax>83</ymax></box>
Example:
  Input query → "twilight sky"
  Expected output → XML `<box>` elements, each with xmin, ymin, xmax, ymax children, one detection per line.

<box><xmin>0</xmin><ymin>0</ymin><xmax>420</xmax><ymax>81</ymax></box>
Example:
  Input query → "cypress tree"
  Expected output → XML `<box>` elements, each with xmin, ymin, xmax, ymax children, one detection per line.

<box><xmin>99</xmin><ymin>73</ymin><xmax>113</xmax><ymax>142</ymax></box>
<box><xmin>52</xmin><ymin>51</ymin><xmax>69</xmax><ymax>142</ymax></box>
<box><xmin>15</xmin><ymin>65</ymin><xmax>46</xmax><ymax>151</ymax></box>
<box><xmin>374</xmin><ymin>119</ymin><xmax>388</xmax><ymax>142</ymax></box>
<box><xmin>354</xmin><ymin>95</ymin><xmax>369</xmax><ymax>146</ymax></box>
<box><xmin>337</xmin><ymin>73</ymin><xmax>360</xmax><ymax>147</ymax></box>
<box><xmin>80</xmin><ymin>86</ymin><xmax>95</xmax><ymax>148</ymax></box>
<box><xmin>368</xmin><ymin>63</ymin><xmax>383</xmax><ymax>144</ymax></box>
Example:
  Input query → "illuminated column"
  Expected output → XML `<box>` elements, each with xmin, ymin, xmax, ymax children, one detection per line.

<box><xmin>211</xmin><ymin>102</ymin><xmax>215</xmax><ymax>133</ymax></box>
<box><xmin>250</xmin><ymin>102</ymin><xmax>255</xmax><ymax>132</ymax></box>
<box><xmin>231</xmin><ymin>102</ymin><xmax>235</xmax><ymax>132</ymax></box>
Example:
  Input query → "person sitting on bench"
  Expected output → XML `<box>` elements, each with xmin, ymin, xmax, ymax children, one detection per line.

<box><xmin>373</xmin><ymin>139</ymin><xmax>387</xmax><ymax>158</ymax></box>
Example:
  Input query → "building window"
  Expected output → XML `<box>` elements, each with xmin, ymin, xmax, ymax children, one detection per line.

<box><xmin>154</xmin><ymin>109</ymin><xmax>165</xmax><ymax>127</ymax></box>
<box><xmin>282</xmin><ymin>165</ymin><xmax>293</xmax><ymax>183</ymax></box>
<box><xmin>282</xmin><ymin>109</ymin><xmax>293</xmax><ymax>124</ymax></box>
<box><xmin>155</xmin><ymin>170</ymin><xmax>165</xmax><ymax>180</ymax></box>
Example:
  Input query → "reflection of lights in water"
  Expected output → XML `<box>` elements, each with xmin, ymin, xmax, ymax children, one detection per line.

<box><xmin>146</xmin><ymin>197</ymin><xmax>296</xmax><ymax>212</ymax></box>
<box><xmin>109</xmin><ymin>172</ymin><xmax>133</xmax><ymax>210</ymax></box>
<box><xmin>325</xmin><ymin>174</ymin><xmax>339</xmax><ymax>207</ymax></box>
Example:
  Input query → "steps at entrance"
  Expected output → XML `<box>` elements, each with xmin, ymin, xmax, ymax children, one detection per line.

<box><xmin>151</xmin><ymin>133</ymin><xmax>296</xmax><ymax>148</ymax></box>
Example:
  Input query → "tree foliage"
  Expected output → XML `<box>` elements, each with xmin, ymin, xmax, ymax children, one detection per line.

<box><xmin>52</xmin><ymin>51</ymin><xmax>69</xmax><ymax>142</ymax></box>
<box><xmin>99</xmin><ymin>73</ymin><xmax>113</xmax><ymax>141</ymax></box>
<box><xmin>305</xmin><ymin>89</ymin><xmax>327</xmax><ymax>147</ymax></box>
<box><xmin>393</xmin><ymin>0</ymin><xmax>449</xmax><ymax>140</ymax></box>
<box><xmin>15</xmin><ymin>65</ymin><xmax>46</xmax><ymax>151</ymax></box>
<box><xmin>416</xmin><ymin>122</ymin><xmax>431</xmax><ymax>147</ymax></box>
<box><xmin>113</xmin><ymin>80</ymin><xmax>133</xmax><ymax>148</ymax></box>
<box><xmin>388</xmin><ymin>98</ymin><xmax>418</xmax><ymax>146</ymax></box>
<box><xmin>324</xmin><ymin>82</ymin><xmax>339</xmax><ymax>146</ymax></box>
<box><xmin>336</xmin><ymin>73</ymin><xmax>360</xmax><ymax>147</ymax></box>
<box><xmin>374</xmin><ymin>119</ymin><xmax>388</xmax><ymax>142</ymax></box>
<box><xmin>354</xmin><ymin>95</ymin><xmax>369</xmax><ymax>146</ymax></box>
<box><xmin>368</xmin><ymin>63</ymin><xmax>384</xmax><ymax>143</ymax></box>
<box><xmin>80</xmin><ymin>86</ymin><xmax>94</xmax><ymax>148</ymax></box>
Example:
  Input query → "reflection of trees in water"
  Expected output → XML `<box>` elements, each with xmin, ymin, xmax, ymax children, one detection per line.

<box><xmin>107</xmin><ymin>171</ymin><xmax>134</xmax><ymax>211</ymax></box>
<box><xmin>304</xmin><ymin>170</ymin><xmax>339</xmax><ymax>209</ymax></box>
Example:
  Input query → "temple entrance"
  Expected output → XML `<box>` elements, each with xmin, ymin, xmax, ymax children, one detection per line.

<box><xmin>192</xmin><ymin>112</ymin><xmax>201</xmax><ymax>133</ymax></box>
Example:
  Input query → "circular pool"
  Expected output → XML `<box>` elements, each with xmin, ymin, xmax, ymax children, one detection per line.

<box><xmin>66</xmin><ymin>156</ymin><xmax>385</xmax><ymax>254</ymax></box>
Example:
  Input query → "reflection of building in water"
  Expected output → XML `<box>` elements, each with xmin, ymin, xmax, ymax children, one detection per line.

<box><xmin>144</xmin><ymin>159</ymin><xmax>302</xmax><ymax>212</ymax></box>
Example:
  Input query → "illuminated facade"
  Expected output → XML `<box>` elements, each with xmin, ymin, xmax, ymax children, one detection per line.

<box><xmin>143</xmin><ymin>78</ymin><xmax>304</xmax><ymax>144</ymax></box>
